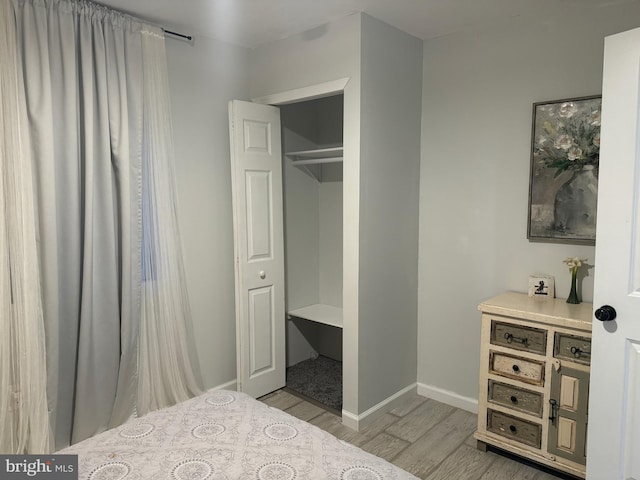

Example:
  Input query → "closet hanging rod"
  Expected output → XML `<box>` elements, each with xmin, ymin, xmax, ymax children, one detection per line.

<box><xmin>163</xmin><ymin>29</ymin><xmax>193</xmax><ymax>42</ymax></box>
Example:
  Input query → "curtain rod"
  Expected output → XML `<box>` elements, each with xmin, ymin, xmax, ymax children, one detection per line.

<box><xmin>92</xmin><ymin>1</ymin><xmax>194</xmax><ymax>43</ymax></box>
<box><xmin>163</xmin><ymin>29</ymin><xmax>193</xmax><ymax>42</ymax></box>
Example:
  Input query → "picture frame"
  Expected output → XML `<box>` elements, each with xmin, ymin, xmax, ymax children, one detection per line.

<box><xmin>527</xmin><ymin>96</ymin><xmax>601</xmax><ymax>245</ymax></box>
<box><xmin>528</xmin><ymin>275</ymin><xmax>555</xmax><ymax>299</ymax></box>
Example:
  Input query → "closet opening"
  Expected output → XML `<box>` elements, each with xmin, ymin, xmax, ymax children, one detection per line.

<box><xmin>280</xmin><ymin>94</ymin><xmax>344</xmax><ymax>414</ymax></box>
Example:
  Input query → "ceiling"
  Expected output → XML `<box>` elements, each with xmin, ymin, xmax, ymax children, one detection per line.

<box><xmin>96</xmin><ymin>0</ymin><xmax>636</xmax><ymax>48</ymax></box>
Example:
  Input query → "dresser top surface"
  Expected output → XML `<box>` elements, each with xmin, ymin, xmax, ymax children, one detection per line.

<box><xmin>478</xmin><ymin>291</ymin><xmax>593</xmax><ymax>331</ymax></box>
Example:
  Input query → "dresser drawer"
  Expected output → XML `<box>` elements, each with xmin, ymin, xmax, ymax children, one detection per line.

<box><xmin>491</xmin><ymin>320</ymin><xmax>547</xmax><ymax>354</ymax></box>
<box><xmin>554</xmin><ymin>333</ymin><xmax>591</xmax><ymax>365</ymax></box>
<box><xmin>487</xmin><ymin>409</ymin><xmax>542</xmax><ymax>448</ymax></box>
<box><xmin>488</xmin><ymin>380</ymin><xmax>543</xmax><ymax>417</ymax></box>
<box><xmin>490</xmin><ymin>351</ymin><xmax>545</xmax><ymax>385</ymax></box>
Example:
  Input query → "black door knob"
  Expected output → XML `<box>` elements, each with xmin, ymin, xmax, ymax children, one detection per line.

<box><xmin>595</xmin><ymin>305</ymin><xmax>617</xmax><ymax>321</ymax></box>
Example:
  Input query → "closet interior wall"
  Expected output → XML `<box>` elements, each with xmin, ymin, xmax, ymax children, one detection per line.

<box><xmin>281</xmin><ymin>94</ymin><xmax>344</xmax><ymax>368</ymax></box>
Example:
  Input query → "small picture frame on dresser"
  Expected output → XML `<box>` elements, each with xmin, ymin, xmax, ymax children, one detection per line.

<box><xmin>528</xmin><ymin>275</ymin><xmax>555</xmax><ymax>298</ymax></box>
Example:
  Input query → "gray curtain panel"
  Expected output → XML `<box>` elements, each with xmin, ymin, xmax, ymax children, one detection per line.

<box><xmin>14</xmin><ymin>0</ymin><xmax>144</xmax><ymax>448</ymax></box>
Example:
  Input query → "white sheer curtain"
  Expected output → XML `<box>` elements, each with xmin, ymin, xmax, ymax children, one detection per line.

<box><xmin>4</xmin><ymin>0</ymin><xmax>200</xmax><ymax>451</ymax></box>
<box><xmin>0</xmin><ymin>0</ymin><xmax>51</xmax><ymax>454</ymax></box>
<box><xmin>108</xmin><ymin>24</ymin><xmax>202</xmax><ymax>425</ymax></box>
<box><xmin>137</xmin><ymin>31</ymin><xmax>202</xmax><ymax>415</ymax></box>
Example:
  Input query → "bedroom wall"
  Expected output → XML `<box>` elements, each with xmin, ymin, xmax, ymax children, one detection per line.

<box><xmin>165</xmin><ymin>35</ymin><xmax>250</xmax><ymax>389</ymax></box>
<box><xmin>417</xmin><ymin>3</ymin><xmax>640</xmax><ymax>407</ymax></box>
<box><xmin>358</xmin><ymin>15</ymin><xmax>422</xmax><ymax>413</ymax></box>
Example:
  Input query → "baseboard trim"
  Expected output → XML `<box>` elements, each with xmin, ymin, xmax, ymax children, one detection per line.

<box><xmin>417</xmin><ymin>382</ymin><xmax>478</xmax><ymax>413</ymax></box>
<box><xmin>212</xmin><ymin>379</ymin><xmax>238</xmax><ymax>391</ymax></box>
<box><xmin>342</xmin><ymin>383</ymin><xmax>417</xmax><ymax>431</ymax></box>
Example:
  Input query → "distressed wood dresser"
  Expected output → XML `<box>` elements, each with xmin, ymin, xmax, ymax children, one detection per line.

<box><xmin>474</xmin><ymin>291</ymin><xmax>593</xmax><ymax>478</ymax></box>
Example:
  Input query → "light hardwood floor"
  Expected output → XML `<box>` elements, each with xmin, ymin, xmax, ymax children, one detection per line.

<box><xmin>259</xmin><ymin>390</ymin><xmax>577</xmax><ymax>480</ymax></box>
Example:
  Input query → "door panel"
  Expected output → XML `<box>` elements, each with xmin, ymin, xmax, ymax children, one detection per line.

<box><xmin>248</xmin><ymin>286</ymin><xmax>275</xmax><ymax>376</ymax></box>
<box><xmin>243</xmin><ymin>119</ymin><xmax>272</xmax><ymax>153</ymax></box>
<box><xmin>587</xmin><ymin>27</ymin><xmax>640</xmax><ymax>479</ymax></box>
<box><xmin>229</xmin><ymin>100</ymin><xmax>285</xmax><ymax>398</ymax></box>
<box><xmin>549</xmin><ymin>366</ymin><xmax>588</xmax><ymax>465</ymax></box>
<box><xmin>245</xmin><ymin>170</ymin><xmax>273</xmax><ymax>261</ymax></box>
<box><xmin>625</xmin><ymin>342</ymin><xmax>640</xmax><ymax>477</ymax></box>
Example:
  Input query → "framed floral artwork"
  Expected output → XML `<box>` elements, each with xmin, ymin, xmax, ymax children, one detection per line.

<box><xmin>527</xmin><ymin>96</ymin><xmax>601</xmax><ymax>245</ymax></box>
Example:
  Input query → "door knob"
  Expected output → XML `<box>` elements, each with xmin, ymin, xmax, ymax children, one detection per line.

<box><xmin>595</xmin><ymin>305</ymin><xmax>616</xmax><ymax>322</ymax></box>
<box><xmin>258</xmin><ymin>270</ymin><xmax>266</xmax><ymax>279</ymax></box>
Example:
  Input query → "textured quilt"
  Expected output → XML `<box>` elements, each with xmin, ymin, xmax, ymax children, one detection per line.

<box><xmin>59</xmin><ymin>389</ymin><xmax>418</xmax><ymax>480</ymax></box>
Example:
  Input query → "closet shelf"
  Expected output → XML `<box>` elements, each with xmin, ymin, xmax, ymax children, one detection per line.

<box><xmin>286</xmin><ymin>146</ymin><xmax>343</xmax><ymax>165</ymax></box>
<box><xmin>288</xmin><ymin>303</ymin><xmax>343</xmax><ymax>329</ymax></box>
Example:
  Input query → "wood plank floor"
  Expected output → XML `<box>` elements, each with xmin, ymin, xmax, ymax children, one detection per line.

<box><xmin>259</xmin><ymin>389</ymin><xmax>579</xmax><ymax>480</ymax></box>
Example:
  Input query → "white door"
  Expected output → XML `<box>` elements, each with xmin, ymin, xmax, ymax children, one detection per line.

<box><xmin>586</xmin><ymin>27</ymin><xmax>640</xmax><ymax>480</ymax></box>
<box><xmin>228</xmin><ymin>100</ymin><xmax>286</xmax><ymax>398</ymax></box>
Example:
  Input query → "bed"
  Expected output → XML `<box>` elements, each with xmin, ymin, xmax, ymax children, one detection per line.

<box><xmin>59</xmin><ymin>389</ymin><xmax>418</xmax><ymax>479</ymax></box>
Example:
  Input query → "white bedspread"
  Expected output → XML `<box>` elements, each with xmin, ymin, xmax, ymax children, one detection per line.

<box><xmin>59</xmin><ymin>389</ymin><xmax>418</xmax><ymax>479</ymax></box>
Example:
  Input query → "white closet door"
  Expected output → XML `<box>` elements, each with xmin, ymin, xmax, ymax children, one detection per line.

<box><xmin>229</xmin><ymin>100</ymin><xmax>285</xmax><ymax>397</ymax></box>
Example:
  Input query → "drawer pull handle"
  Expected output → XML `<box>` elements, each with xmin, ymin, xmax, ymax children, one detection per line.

<box><xmin>512</xmin><ymin>364</ymin><xmax>520</xmax><ymax>373</ymax></box>
<box><xmin>509</xmin><ymin>425</ymin><xmax>517</xmax><ymax>433</ymax></box>
<box><xmin>504</xmin><ymin>332</ymin><xmax>529</xmax><ymax>346</ymax></box>
<box><xmin>549</xmin><ymin>399</ymin><xmax>558</xmax><ymax>422</ymax></box>
<box><xmin>570</xmin><ymin>346</ymin><xmax>591</xmax><ymax>358</ymax></box>
<box><xmin>510</xmin><ymin>395</ymin><xmax>518</xmax><ymax>404</ymax></box>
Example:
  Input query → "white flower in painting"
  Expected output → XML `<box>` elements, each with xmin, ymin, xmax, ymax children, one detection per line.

<box><xmin>554</xmin><ymin>134</ymin><xmax>573</xmax><ymax>150</ymax></box>
<box><xmin>559</xmin><ymin>102</ymin><xmax>578</xmax><ymax>118</ymax></box>
<box><xmin>567</xmin><ymin>147</ymin><xmax>583</xmax><ymax>161</ymax></box>
<box><xmin>535</xmin><ymin>99</ymin><xmax>601</xmax><ymax>175</ymax></box>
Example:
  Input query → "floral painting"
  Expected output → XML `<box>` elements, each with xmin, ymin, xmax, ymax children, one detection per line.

<box><xmin>527</xmin><ymin>96</ymin><xmax>601</xmax><ymax>244</ymax></box>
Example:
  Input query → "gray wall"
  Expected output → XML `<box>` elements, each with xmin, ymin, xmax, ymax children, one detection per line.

<box><xmin>417</xmin><ymin>3</ymin><xmax>640</xmax><ymax>403</ymax></box>
<box><xmin>358</xmin><ymin>15</ymin><xmax>422</xmax><ymax>412</ymax></box>
<box><xmin>248</xmin><ymin>16</ymin><xmax>361</xmax><ymax>100</ymax></box>
<box><xmin>166</xmin><ymin>35</ymin><xmax>250</xmax><ymax>389</ymax></box>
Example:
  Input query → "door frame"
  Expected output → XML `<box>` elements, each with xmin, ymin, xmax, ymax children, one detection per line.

<box><xmin>252</xmin><ymin>78</ymin><xmax>350</xmax><ymax>106</ymax></box>
<box><xmin>251</xmin><ymin>78</ymin><xmax>361</xmax><ymax>424</ymax></box>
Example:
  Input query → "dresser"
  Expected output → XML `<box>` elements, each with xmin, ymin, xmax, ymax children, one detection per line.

<box><xmin>474</xmin><ymin>292</ymin><xmax>593</xmax><ymax>478</ymax></box>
